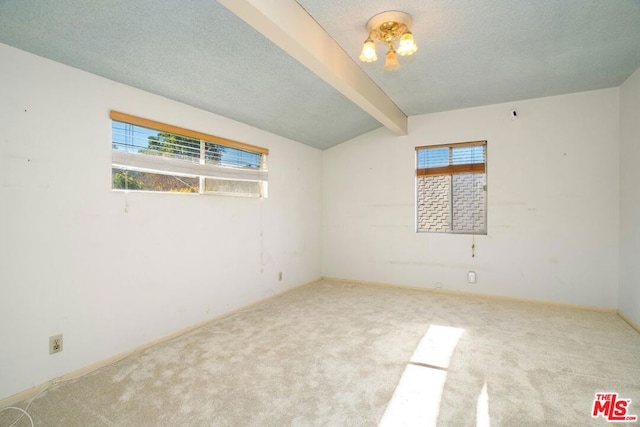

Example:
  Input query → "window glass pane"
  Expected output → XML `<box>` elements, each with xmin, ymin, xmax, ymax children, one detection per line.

<box><xmin>203</xmin><ymin>142</ymin><xmax>224</xmax><ymax>165</ymax></box>
<box><xmin>204</xmin><ymin>178</ymin><xmax>262</xmax><ymax>197</ymax></box>
<box><xmin>112</xmin><ymin>168</ymin><xmax>198</xmax><ymax>193</ymax></box>
<box><xmin>417</xmin><ymin>175</ymin><xmax>451</xmax><ymax>232</ymax></box>
<box><xmin>207</xmin><ymin>144</ymin><xmax>262</xmax><ymax>169</ymax></box>
<box><xmin>112</xmin><ymin>122</ymin><xmax>157</xmax><ymax>154</ymax></box>
<box><xmin>417</xmin><ymin>148</ymin><xmax>449</xmax><ymax>169</ymax></box>
<box><xmin>451</xmin><ymin>146</ymin><xmax>485</xmax><ymax>165</ymax></box>
<box><xmin>112</xmin><ymin>122</ymin><xmax>201</xmax><ymax>163</ymax></box>
<box><xmin>147</xmin><ymin>132</ymin><xmax>200</xmax><ymax>162</ymax></box>
<box><xmin>451</xmin><ymin>173</ymin><xmax>486</xmax><ymax>233</ymax></box>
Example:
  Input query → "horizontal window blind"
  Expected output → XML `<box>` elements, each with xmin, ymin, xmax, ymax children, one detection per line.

<box><xmin>416</xmin><ymin>141</ymin><xmax>485</xmax><ymax>177</ymax></box>
<box><xmin>111</xmin><ymin>111</ymin><xmax>268</xmax><ymax>197</ymax></box>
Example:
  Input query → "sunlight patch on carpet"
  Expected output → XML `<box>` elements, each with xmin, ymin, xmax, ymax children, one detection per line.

<box><xmin>411</xmin><ymin>325</ymin><xmax>464</xmax><ymax>369</ymax></box>
<box><xmin>379</xmin><ymin>364</ymin><xmax>447</xmax><ymax>426</ymax></box>
<box><xmin>477</xmin><ymin>381</ymin><xmax>490</xmax><ymax>427</ymax></box>
<box><xmin>379</xmin><ymin>325</ymin><xmax>465</xmax><ymax>426</ymax></box>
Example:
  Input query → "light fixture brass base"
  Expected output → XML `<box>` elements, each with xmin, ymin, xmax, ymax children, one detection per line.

<box><xmin>366</xmin><ymin>10</ymin><xmax>413</xmax><ymax>37</ymax></box>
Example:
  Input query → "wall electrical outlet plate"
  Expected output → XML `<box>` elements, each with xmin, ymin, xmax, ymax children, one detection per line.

<box><xmin>50</xmin><ymin>334</ymin><xmax>63</xmax><ymax>354</ymax></box>
<box><xmin>468</xmin><ymin>271</ymin><xmax>477</xmax><ymax>284</ymax></box>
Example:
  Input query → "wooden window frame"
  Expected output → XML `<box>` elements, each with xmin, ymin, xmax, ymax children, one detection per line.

<box><xmin>110</xmin><ymin>111</ymin><xmax>268</xmax><ymax>197</ymax></box>
<box><xmin>415</xmin><ymin>140</ymin><xmax>487</xmax><ymax>234</ymax></box>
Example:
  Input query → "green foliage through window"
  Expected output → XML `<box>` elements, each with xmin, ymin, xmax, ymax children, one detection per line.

<box><xmin>111</xmin><ymin>113</ymin><xmax>268</xmax><ymax>197</ymax></box>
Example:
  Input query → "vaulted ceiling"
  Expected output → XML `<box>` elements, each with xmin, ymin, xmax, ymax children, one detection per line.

<box><xmin>1</xmin><ymin>0</ymin><xmax>639</xmax><ymax>149</ymax></box>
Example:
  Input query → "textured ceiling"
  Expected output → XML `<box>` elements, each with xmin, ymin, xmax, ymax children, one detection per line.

<box><xmin>0</xmin><ymin>0</ymin><xmax>380</xmax><ymax>149</ymax></box>
<box><xmin>298</xmin><ymin>0</ymin><xmax>640</xmax><ymax>116</ymax></box>
<box><xmin>1</xmin><ymin>0</ymin><xmax>639</xmax><ymax>149</ymax></box>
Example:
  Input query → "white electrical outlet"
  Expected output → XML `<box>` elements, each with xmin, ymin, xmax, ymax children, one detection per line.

<box><xmin>468</xmin><ymin>271</ymin><xmax>477</xmax><ymax>284</ymax></box>
<box><xmin>49</xmin><ymin>334</ymin><xmax>63</xmax><ymax>354</ymax></box>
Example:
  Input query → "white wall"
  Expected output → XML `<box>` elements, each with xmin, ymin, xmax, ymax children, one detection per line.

<box><xmin>619</xmin><ymin>67</ymin><xmax>640</xmax><ymax>326</ymax></box>
<box><xmin>0</xmin><ymin>44</ymin><xmax>323</xmax><ymax>401</ymax></box>
<box><xmin>323</xmin><ymin>89</ymin><xmax>620</xmax><ymax>308</ymax></box>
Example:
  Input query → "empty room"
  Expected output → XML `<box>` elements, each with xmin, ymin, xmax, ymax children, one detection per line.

<box><xmin>1</xmin><ymin>1</ymin><xmax>639</xmax><ymax>426</ymax></box>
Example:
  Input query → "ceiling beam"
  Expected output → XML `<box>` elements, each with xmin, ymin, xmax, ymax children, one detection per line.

<box><xmin>218</xmin><ymin>0</ymin><xmax>408</xmax><ymax>137</ymax></box>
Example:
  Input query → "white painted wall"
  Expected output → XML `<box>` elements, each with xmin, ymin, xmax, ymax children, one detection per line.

<box><xmin>0</xmin><ymin>44</ymin><xmax>323</xmax><ymax>401</ymax></box>
<box><xmin>323</xmin><ymin>89</ymin><xmax>620</xmax><ymax>308</ymax></box>
<box><xmin>619</xmin><ymin>67</ymin><xmax>640</xmax><ymax>326</ymax></box>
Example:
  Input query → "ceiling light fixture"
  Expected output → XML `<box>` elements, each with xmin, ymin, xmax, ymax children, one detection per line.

<box><xmin>359</xmin><ymin>11</ymin><xmax>418</xmax><ymax>71</ymax></box>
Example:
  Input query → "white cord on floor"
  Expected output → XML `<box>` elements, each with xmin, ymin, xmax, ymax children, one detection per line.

<box><xmin>0</xmin><ymin>407</ymin><xmax>34</xmax><ymax>427</ymax></box>
<box><xmin>1</xmin><ymin>381</ymin><xmax>52</xmax><ymax>427</ymax></box>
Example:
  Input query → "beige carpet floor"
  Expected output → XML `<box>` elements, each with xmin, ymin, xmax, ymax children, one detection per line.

<box><xmin>1</xmin><ymin>280</ymin><xmax>639</xmax><ymax>426</ymax></box>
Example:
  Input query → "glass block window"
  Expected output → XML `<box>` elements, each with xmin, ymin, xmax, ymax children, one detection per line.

<box><xmin>416</xmin><ymin>141</ymin><xmax>487</xmax><ymax>234</ymax></box>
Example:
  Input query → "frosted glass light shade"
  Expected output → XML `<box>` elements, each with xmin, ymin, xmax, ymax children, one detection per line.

<box><xmin>384</xmin><ymin>47</ymin><xmax>400</xmax><ymax>71</ymax></box>
<box><xmin>359</xmin><ymin>38</ymin><xmax>377</xmax><ymax>62</ymax></box>
<box><xmin>397</xmin><ymin>31</ymin><xmax>418</xmax><ymax>56</ymax></box>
